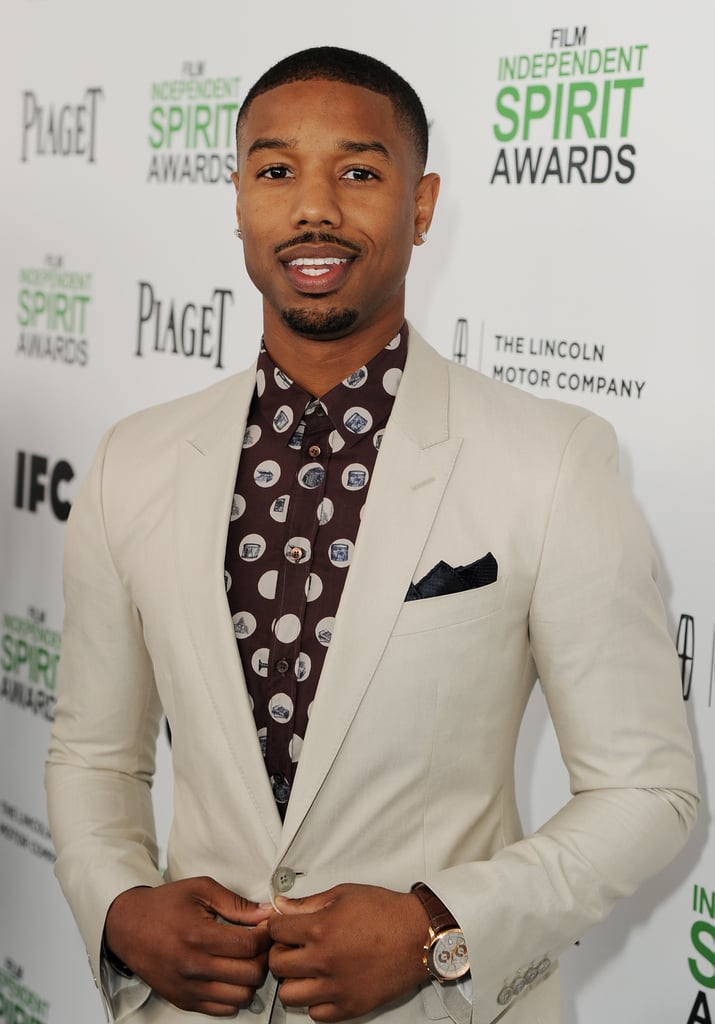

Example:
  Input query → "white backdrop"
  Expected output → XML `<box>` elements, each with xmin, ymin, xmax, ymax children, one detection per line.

<box><xmin>1</xmin><ymin>2</ymin><xmax>713</xmax><ymax>1022</ymax></box>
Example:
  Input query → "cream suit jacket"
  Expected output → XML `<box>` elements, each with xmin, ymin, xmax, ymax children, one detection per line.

<box><xmin>46</xmin><ymin>326</ymin><xmax>698</xmax><ymax>1024</ymax></box>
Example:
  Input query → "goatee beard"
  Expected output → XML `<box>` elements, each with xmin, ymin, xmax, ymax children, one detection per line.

<box><xmin>281</xmin><ymin>306</ymin><xmax>359</xmax><ymax>339</ymax></box>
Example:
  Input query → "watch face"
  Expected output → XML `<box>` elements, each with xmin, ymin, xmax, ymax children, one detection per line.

<box><xmin>429</xmin><ymin>929</ymin><xmax>470</xmax><ymax>980</ymax></box>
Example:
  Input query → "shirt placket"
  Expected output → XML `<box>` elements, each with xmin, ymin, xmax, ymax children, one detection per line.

<box><xmin>264</xmin><ymin>405</ymin><xmax>333</xmax><ymax>810</ymax></box>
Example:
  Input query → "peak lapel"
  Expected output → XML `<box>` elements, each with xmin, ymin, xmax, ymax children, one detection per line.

<box><xmin>279</xmin><ymin>328</ymin><xmax>462</xmax><ymax>848</ymax></box>
<box><xmin>174</xmin><ymin>369</ymin><xmax>283</xmax><ymax>848</ymax></box>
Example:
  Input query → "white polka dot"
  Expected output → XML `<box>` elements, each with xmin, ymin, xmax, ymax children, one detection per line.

<box><xmin>343</xmin><ymin>366</ymin><xmax>368</xmax><ymax>388</ymax></box>
<box><xmin>317</xmin><ymin>498</ymin><xmax>334</xmax><ymax>525</ymax></box>
<box><xmin>382</xmin><ymin>367</ymin><xmax>403</xmax><ymax>396</ymax></box>
<box><xmin>342</xmin><ymin>464</ymin><xmax>369</xmax><ymax>490</ymax></box>
<box><xmin>270</xmin><ymin>495</ymin><xmax>290</xmax><ymax>521</ymax></box>
<box><xmin>285</xmin><ymin>537</ymin><xmax>311</xmax><ymax>564</ymax></box>
<box><xmin>373</xmin><ymin>429</ymin><xmax>385</xmax><ymax>450</ymax></box>
<box><xmin>251</xmin><ymin>648</ymin><xmax>270</xmax><ymax>677</ymax></box>
<box><xmin>344</xmin><ymin>407</ymin><xmax>372</xmax><ymax>434</ymax></box>
<box><xmin>307</xmin><ymin>700</ymin><xmax>314</xmax><ymax>719</ymax></box>
<box><xmin>329</xmin><ymin>430</ymin><xmax>345</xmax><ymax>452</ymax></box>
<box><xmin>305</xmin><ymin>573</ymin><xmax>323</xmax><ymax>601</ymax></box>
<box><xmin>243</xmin><ymin>424</ymin><xmax>261</xmax><ymax>448</ymax></box>
<box><xmin>255</xmin><ymin>369</ymin><xmax>266</xmax><ymax>397</ymax></box>
<box><xmin>254</xmin><ymin>460</ymin><xmax>280</xmax><ymax>487</ymax></box>
<box><xmin>386</xmin><ymin>333</ymin><xmax>401</xmax><ymax>350</ymax></box>
<box><xmin>269</xmin><ymin>693</ymin><xmax>294</xmax><ymax>724</ymax></box>
<box><xmin>258</xmin><ymin>570</ymin><xmax>278</xmax><ymax>599</ymax></box>
<box><xmin>274</xmin><ymin>367</ymin><xmax>292</xmax><ymax>389</ymax></box>
<box><xmin>299</xmin><ymin>463</ymin><xmax>325</xmax><ymax>489</ymax></box>
<box><xmin>239</xmin><ymin>534</ymin><xmax>266</xmax><ymax>561</ymax></box>
<box><xmin>257</xmin><ymin>726</ymin><xmax>267</xmax><ymax>755</ymax></box>
<box><xmin>295</xmin><ymin>652</ymin><xmax>312</xmax><ymax>681</ymax></box>
<box><xmin>316</xmin><ymin>616</ymin><xmax>335</xmax><ymax>646</ymax></box>
<box><xmin>289</xmin><ymin>734</ymin><xmax>304</xmax><ymax>762</ymax></box>
<box><xmin>249</xmin><ymin>694</ymin><xmax>255</xmax><ymax>712</ymax></box>
<box><xmin>230</xmin><ymin>494</ymin><xmax>246</xmax><ymax>520</ymax></box>
<box><xmin>233</xmin><ymin>611</ymin><xmax>256</xmax><ymax>639</ymax></box>
<box><xmin>273</xmin><ymin>404</ymin><xmax>293</xmax><ymax>433</ymax></box>
<box><xmin>288</xmin><ymin>423</ymin><xmax>305</xmax><ymax>449</ymax></box>
<box><xmin>328</xmin><ymin>539</ymin><xmax>354</xmax><ymax>567</ymax></box>
<box><xmin>305</xmin><ymin>398</ymin><xmax>321</xmax><ymax>415</ymax></box>
<box><xmin>275</xmin><ymin>613</ymin><xmax>301</xmax><ymax>643</ymax></box>
<box><xmin>224</xmin><ymin>570</ymin><xmax>232</xmax><ymax>592</ymax></box>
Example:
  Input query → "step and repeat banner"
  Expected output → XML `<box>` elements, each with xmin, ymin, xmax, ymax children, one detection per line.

<box><xmin>1</xmin><ymin>1</ymin><xmax>712</xmax><ymax>1022</ymax></box>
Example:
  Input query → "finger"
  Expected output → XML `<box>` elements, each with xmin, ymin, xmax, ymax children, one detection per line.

<box><xmin>200</xmin><ymin>922</ymin><xmax>273</xmax><ymax>962</ymax></box>
<box><xmin>275</xmin><ymin>890</ymin><xmax>337</xmax><ymax>915</ymax></box>
<box><xmin>269</xmin><ymin>909</ymin><xmax>322</xmax><ymax>946</ymax></box>
<box><xmin>279</xmin><ymin>976</ymin><xmax>332</xmax><ymax>1009</ymax></box>
<box><xmin>269</xmin><ymin>941</ymin><xmax>317</xmax><ymax>979</ymax></box>
<box><xmin>198</xmin><ymin>878</ymin><xmax>274</xmax><ymax>926</ymax></box>
<box><xmin>182</xmin><ymin>952</ymin><xmax>268</xmax><ymax>991</ymax></box>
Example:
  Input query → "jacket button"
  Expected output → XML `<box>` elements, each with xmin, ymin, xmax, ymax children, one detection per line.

<box><xmin>496</xmin><ymin>986</ymin><xmax>513</xmax><ymax>1006</ymax></box>
<box><xmin>537</xmin><ymin>957</ymin><xmax>551</xmax><ymax>974</ymax></box>
<box><xmin>524</xmin><ymin>966</ymin><xmax>539</xmax><ymax>984</ymax></box>
<box><xmin>513</xmin><ymin>977</ymin><xmax>526</xmax><ymax>994</ymax></box>
<box><xmin>272</xmin><ymin>866</ymin><xmax>297</xmax><ymax>893</ymax></box>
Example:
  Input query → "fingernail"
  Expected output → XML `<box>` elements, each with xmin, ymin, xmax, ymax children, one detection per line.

<box><xmin>258</xmin><ymin>902</ymin><xmax>273</xmax><ymax>910</ymax></box>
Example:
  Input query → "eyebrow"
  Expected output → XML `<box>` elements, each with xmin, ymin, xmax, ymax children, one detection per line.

<box><xmin>246</xmin><ymin>136</ymin><xmax>392</xmax><ymax>162</ymax></box>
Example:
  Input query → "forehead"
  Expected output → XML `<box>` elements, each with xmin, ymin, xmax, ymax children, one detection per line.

<box><xmin>239</xmin><ymin>79</ymin><xmax>408</xmax><ymax>161</ymax></box>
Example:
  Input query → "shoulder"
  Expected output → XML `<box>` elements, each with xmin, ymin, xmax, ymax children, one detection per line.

<box><xmin>408</xmin><ymin>323</ymin><xmax>616</xmax><ymax>458</ymax></box>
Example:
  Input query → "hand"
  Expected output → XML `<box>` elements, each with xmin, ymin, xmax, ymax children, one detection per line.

<box><xmin>268</xmin><ymin>883</ymin><xmax>429</xmax><ymax>1022</ymax></box>
<box><xmin>104</xmin><ymin>877</ymin><xmax>273</xmax><ymax>1016</ymax></box>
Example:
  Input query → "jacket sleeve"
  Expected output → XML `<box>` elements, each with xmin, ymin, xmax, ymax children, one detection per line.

<box><xmin>423</xmin><ymin>413</ymin><xmax>699</xmax><ymax>1024</ymax></box>
<box><xmin>45</xmin><ymin>426</ymin><xmax>161</xmax><ymax>1020</ymax></box>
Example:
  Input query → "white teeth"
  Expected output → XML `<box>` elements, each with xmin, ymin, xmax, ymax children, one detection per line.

<box><xmin>288</xmin><ymin>257</ymin><xmax>349</xmax><ymax>266</ymax></box>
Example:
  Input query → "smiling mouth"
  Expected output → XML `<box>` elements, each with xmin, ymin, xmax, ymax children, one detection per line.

<box><xmin>287</xmin><ymin>257</ymin><xmax>352</xmax><ymax>277</ymax></box>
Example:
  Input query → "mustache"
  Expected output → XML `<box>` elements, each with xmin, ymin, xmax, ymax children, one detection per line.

<box><xmin>274</xmin><ymin>232</ymin><xmax>363</xmax><ymax>256</ymax></box>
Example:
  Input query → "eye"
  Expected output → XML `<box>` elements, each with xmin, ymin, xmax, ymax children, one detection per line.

<box><xmin>342</xmin><ymin>167</ymin><xmax>379</xmax><ymax>182</ymax></box>
<box><xmin>258</xmin><ymin>165</ymin><xmax>293</xmax><ymax>180</ymax></box>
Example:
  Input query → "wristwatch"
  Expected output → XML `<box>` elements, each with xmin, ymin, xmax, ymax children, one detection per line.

<box><xmin>411</xmin><ymin>882</ymin><xmax>470</xmax><ymax>982</ymax></box>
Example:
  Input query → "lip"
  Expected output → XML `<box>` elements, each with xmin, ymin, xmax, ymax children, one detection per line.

<box><xmin>279</xmin><ymin>245</ymin><xmax>358</xmax><ymax>295</ymax></box>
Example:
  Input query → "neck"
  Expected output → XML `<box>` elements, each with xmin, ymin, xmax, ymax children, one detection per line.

<box><xmin>261</xmin><ymin>306</ymin><xmax>405</xmax><ymax>397</ymax></box>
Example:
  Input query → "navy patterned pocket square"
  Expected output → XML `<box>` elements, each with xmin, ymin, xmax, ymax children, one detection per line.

<box><xmin>405</xmin><ymin>552</ymin><xmax>498</xmax><ymax>602</ymax></box>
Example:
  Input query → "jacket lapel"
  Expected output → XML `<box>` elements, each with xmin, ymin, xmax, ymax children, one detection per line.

<box><xmin>174</xmin><ymin>368</ymin><xmax>283</xmax><ymax>848</ymax></box>
<box><xmin>279</xmin><ymin>327</ymin><xmax>462</xmax><ymax>849</ymax></box>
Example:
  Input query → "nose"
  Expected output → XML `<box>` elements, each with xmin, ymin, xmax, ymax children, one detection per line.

<box><xmin>290</xmin><ymin>172</ymin><xmax>342</xmax><ymax>229</ymax></box>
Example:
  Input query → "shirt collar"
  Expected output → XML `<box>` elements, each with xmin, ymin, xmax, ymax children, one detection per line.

<box><xmin>253</xmin><ymin>322</ymin><xmax>408</xmax><ymax>450</ymax></box>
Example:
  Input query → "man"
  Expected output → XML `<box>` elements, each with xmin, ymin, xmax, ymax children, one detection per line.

<box><xmin>46</xmin><ymin>46</ymin><xmax>698</xmax><ymax>1024</ymax></box>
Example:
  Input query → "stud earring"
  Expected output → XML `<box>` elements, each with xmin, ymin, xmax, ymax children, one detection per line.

<box><xmin>418</xmin><ymin>231</ymin><xmax>427</xmax><ymax>244</ymax></box>
<box><xmin>234</xmin><ymin>227</ymin><xmax>243</xmax><ymax>240</ymax></box>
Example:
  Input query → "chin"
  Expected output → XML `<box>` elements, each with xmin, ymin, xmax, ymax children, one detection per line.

<box><xmin>281</xmin><ymin>306</ymin><xmax>359</xmax><ymax>339</ymax></box>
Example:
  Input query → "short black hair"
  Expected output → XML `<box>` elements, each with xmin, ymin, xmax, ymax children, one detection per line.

<box><xmin>236</xmin><ymin>46</ymin><xmax>429</xmax><ymax>170</ymax></box>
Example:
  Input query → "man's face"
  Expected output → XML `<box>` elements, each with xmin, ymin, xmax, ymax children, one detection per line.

<box><xmin>232</xmin><ymin>79</ymin><xmax>439</xmax><ymax>342</ymax></box>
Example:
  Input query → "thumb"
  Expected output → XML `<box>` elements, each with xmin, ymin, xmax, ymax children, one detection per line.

<box><xmin>198</xmin><ymin>878</ymin><xmax>273</xmax><ymax>925</ymax></box>
<box><xmin>274</xmin><ymin>888</ymin><xmax>337</xmax><ymax>915</ymax></box>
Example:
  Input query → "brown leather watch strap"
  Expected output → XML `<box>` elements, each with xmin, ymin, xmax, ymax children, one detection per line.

<box><xmin>411</xmin><ymin>882</ymin><xmax>459</xmax><ymax>933</ymax></box>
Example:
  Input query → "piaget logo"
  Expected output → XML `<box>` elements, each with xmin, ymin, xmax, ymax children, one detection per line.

<box><xmin>17</xmin><ymin>255</ymin><xmax>91</xmax><ymax>366</ymax></box>
<box><xmin>147</xmin><ymin>60</ymin><xmax>240</xmax><ymax>183</ymax></box>
<box><xmin>21</xmin><ymin>87</ymin><xmax>103</xmax><ymax>163</ymax></box>
<box><xmin>491</xmin><ymin>26</ymin><xmax>646</xmax><ymax>184</ymax></box>
<box><xmin>0</xmin><ymin>960</ymin><xmax>49</xmax><ymax>1024</ymax></box>
<box><xmin>1</xmin><ymin>608</ymin><xmax>59</xmax><ymax>721</ymax></box>
<box><xmin>686</xmin><ymin>883</ymin><xmax>715</xmax><ymax>1023</ymax></box>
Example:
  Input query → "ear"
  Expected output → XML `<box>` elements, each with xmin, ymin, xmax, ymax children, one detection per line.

<box><xmin>230</xmin><ymin>170</ymin><xmax>241</xmax><ymax>231</ymax></box>
<box><xmin>413</xmin><ymin>172</ymin><xmax>440</xmax><ymax>245</ymax></box>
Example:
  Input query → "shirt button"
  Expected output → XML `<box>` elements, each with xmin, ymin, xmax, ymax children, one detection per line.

<box><xmin>289</xmin><ymin>546</ymin><xmax>304</xmax><ymax>562</ymax></box>
<box><xmin>271</xmin><ymin>775</ymin><xmax>291</xmax><ymax>805</ymax></box>
<box><xmin>276</xmin><ymin>659</ymin><xmax>290</xmax><ymax>674</ymax></box>
<box><xmin>308</xmin><ymin>444</ymin><xmax>321</xmax><ymax>458</ymax></box>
